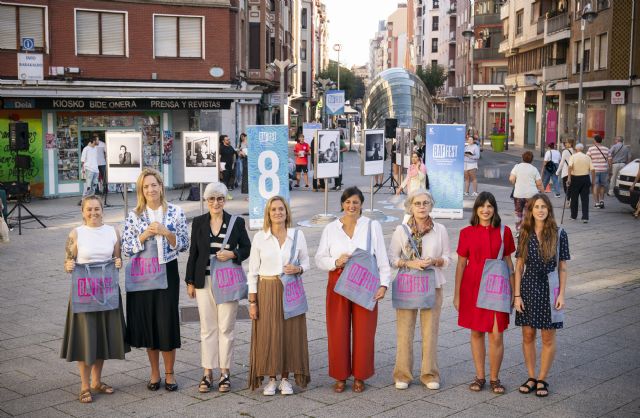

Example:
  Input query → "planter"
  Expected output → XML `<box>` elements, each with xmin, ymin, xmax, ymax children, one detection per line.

<box><xmin>490</xmin><ymin>134</ymin><xmax>507</xmax><ymax>152</ymax></box>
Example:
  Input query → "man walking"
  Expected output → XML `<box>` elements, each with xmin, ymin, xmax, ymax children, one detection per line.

<box><xmin>568</xmin><ymin>143</ymin><xmax>594</xmax><ymax>223</ymax></box>
<box><xmin>80</xmin><ymin>136</ymin><xmax>100</xmax><ymax>199</ymax></box>
<box><xmin>607</xmin><ymin>136</ymin><xmax>632</xmax><ymax>196</ymax></box>
<box><xmin>219</xmin><ymin>134</ymin><xmax>236</xmax><ymax>199</ymax></box>
<box><xmin>586</xmin><ymin>135</ymin><xmax>609</xmax><ymax>208</ymax></box>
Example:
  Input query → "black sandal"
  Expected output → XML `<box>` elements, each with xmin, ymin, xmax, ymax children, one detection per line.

<box><xmin>469</xmin><ymin>377</ymin><xmax>486</xmax><ymax>392</ymax></box>
<box><xmin>147</xmin><ymin>379</ymin><xmax>161</xmax><ymax>391</ymax></box>
<box><xmin>519</xmin><ymin>378</ymin><xmax>537</xmax><ymax>394</ymax></box>
<box><xmin>218</xmin><ymin>374</ymin><xmax>231</xmax><ymax>393</ymax></box>
<box><xmin>490</xmin><ymin>379</ymin><xmax>505</xmax><ymax>394</ymax></box>
<box><xmin>536</xmin><ymin>380</ymin><xmax>549</xmax><ymax>397</ymax></box>
<box><xmin>165</xmin><ymin>371</ymin><xmax>178</xmax><ymax>392</ymax></box>
<box><xmin>198</xmin><ymin>375</ymin><xmax>212</xmax><ymax>393</ymax></box>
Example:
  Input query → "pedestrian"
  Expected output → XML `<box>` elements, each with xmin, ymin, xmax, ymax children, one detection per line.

<box><xmin>542</xmin><ymin>142</ymin><xmax>562</xmax><ymax>197</ymax></box>
<box><xmin>391</xmin><ymin>139</ymin><xmax>401</xmax><ymax>187</ymax></box>
<box><xmin>94</xmin><ymin>133</ymin><xmax>107</xmax><ymax>195</ymax></box>
<box><xmin>61</xmin><ymin>195</ymin><xmax>129</xmax><ymax>403</ymax></box>
<box><xmin>238</xmin><ymin>133</ymin><xmax>249</xmax><ymax>195</ymax></box>
<box><xmin>454</xmin><ymin>192</ymin><xmax>516</xmax><ymax>394</ymax></box>
<box><xmin>248</xmin><ymin>196</ymin><xmax>311</xmax><ymax>395</ymax></box>
<box><xmin>464</xmin><ymin>134</ymin><xmax>480</xmax><ymax>197</ymax></box>
<box><xmin>235</xmin><ymin>133</ymin><xmax>248</xmax><ymax>190</ymax></box>
<box><xmin>81</xmin><ymin>136</ymin><xmax>100</xmax><ymax>199</ymax></box>
<box><xmin>586</xmin><ymin>135</ymin><xmax>609</xmax><ymax>208</ymax></box>
<box><xmin>388</xmin><ymin>189</ymin><xmax>451</xmax><ymax>390</ymax></box>
<box><xmin>556</xmin><ymin>137</ymin><xmax>575</xmax><ymax>207</ymax></box>
<box><xmin>219</xmin><ymin>135</ymin><xmax>236</xmax><ymax>197</ymax></box>
<box><xmin>607</xmin><ymin>136</ymin><xmax>632</xmax><ymax>196</ymax></box>
<box><xmin>567</xmin><ymin>143</ymin><xmax>594</xmax><ymax>223</ymax></box>
<box><xmin>185</xmin><ymin>182</ymin><xmax>251</xmax><ymax>394</ymax></box>
<box><xmin>122</xmin><ymin>168</ymin><xmax>189</xmax><ymax>391</ymax></box>
<box><xmin>332</xmin><ymin>135</ymin><xmax>348</xmax><ymax>191</ymax></box>
<box><xmin>514</xmin><ymin>193</ymin><xmax>570</xmax><ymax>397</ymax></box>
<box><xmin>315</xmin><ymin>187</ymin><xmax>391</xmax><ymax>393</ymax></box>
<box><xmin>396</xmin><ymin>152</ymin><xmax>427</xmax><ymax>196</ymax></box>
<box><xmin>509</xmin><ymin>151</ymin><xmax>544</xmax><ymax>235</ymax></box>
<box><xmin>293</xmin><ymin>133</ymin><xmax>310</xmax><ymax>188</ymax></box>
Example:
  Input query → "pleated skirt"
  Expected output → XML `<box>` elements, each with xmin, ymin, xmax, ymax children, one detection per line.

<box><xmin>248</xmin><ymin>276</ymin><xmax>310</xmax><ymax>390</ymax></box>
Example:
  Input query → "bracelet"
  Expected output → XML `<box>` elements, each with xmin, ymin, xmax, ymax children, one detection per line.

<box><xmin>514</xmin><ymin>295</ymin><xmax>521</xmax><ymax>298</ymax></box>
<box><xmin>248</xmin><ymin>301</ymin><xmax>257</xmax><ymax>305</ymax></box>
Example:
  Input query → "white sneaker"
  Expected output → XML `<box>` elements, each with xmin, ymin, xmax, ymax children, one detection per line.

<box><xmin>263</xmin><ymin>378</ymin><xmax>277</xmax><ymax>396</ymax></box>
<box><xmin>278</xmin><ymin>378</ymin><xmax>293</xmax><ymax>395</ymax></box>
<box><xmin>471</xmin><ymin>192</ymin><xmax>478</xmax><ymax>197</ymax></box>
<box><xmin>395</xmin><ymin>381</ymin><xmax>409</xmax><ymax>390</ymax></box>
<box><xmin>464</xmin><ymin>192</ymin><xmax>469</xmax><ymax>197</ymax></box>
<box><xmin>426</xmin><ymin>382</ymin><xmax>440</xmax><ymax>390</ymax></box>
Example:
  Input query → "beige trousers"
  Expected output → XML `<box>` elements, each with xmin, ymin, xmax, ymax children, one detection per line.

<box><xmin>393</xmin><ymin>288</ymin><xmax>443</xmax><ymax>385</ymax></box>
<box><xmin>195</xmin><ymin>277</ymin><xmax>239</xmax><ymax>370</ymax></box>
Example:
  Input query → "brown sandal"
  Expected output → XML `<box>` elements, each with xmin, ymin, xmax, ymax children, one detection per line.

<box><xmin>490</xmin><ymin>379</ymin><xmax>505</xmax><ymax>394</ymax></box>
<box><xmin>353</xmin><ymin>379</ymin><xmax>365</xmax><ymax>393</ymax></box>
<box><xmin>333</xmin><ymin>380</ymin><xmax>346</xmax><ymax>393</ymax></box>
<box><xmin>91</xmin><ymin>382</ymin><xmax>114</xmax><ymax>394</ymax></box>
<box><xmin>79</xmin><ymin>389</ymin><xmax>93</xmax><ymax>403</ymax></box>
<box><xmin>469</xmin><ymin>377</ymin><xmax>486</xmax><ymax>392</ymax></box>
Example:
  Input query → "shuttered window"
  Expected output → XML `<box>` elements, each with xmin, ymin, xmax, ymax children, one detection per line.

<box><xmin>0</xmin><ymin>5</ymin><xmax>45</xmax><ymax>51</ymax></box>
<box><xmin>154</xmin><ymin>15</ymin><xmax>203</xmax><ymax>58</ymax></box>
<box><xmin>76</xmin><ymin>10</ymin><xmax>126</xmax><ymax>56</ymax></box>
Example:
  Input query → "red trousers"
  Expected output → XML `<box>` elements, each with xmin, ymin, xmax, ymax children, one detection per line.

<box><xmin>326</xmin><ymin>269</ymin><xmax>378</xmax><ymax>381</ymax></box>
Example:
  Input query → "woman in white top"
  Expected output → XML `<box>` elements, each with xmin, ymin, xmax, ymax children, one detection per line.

<box><xmin>509</xmin><ymin>151</ymin><xmax>544</xmax><ymax>234</ymax></box>
<box><xmin>388</xmin><ymin>189</ymin><xmax>451</xmax><ymax>391</ymax></box>
<box><xmin>555</xmin><ymin>137</ymin><xmax>575</xmax><ymax>205</ymax></box>
<box><xmin>396</xmin><ymin>152</ymin><xmax>427</xmax><ymax>195</ymax></box>
<box><xmin>315</xmin><ymin>187</ymin><xmax>391</xmax><ymax>393</ymax></box>
<box><xmin>62</xmin><ymin>195</ymin><xmax>129</xmax><ymax>403</ymax></box>
<box><xmin>464</xmin><ymin>135</ymin><xmax>480</xmax><ymax>196</ymax></box>
<box><xmin>248</xmin><ymin>196</ymin><xmax>311</xmax><ymax>395</ymax></box>
<box><xmin>541</xmin><ymin>142</ymin><xmax>562</xmax><ymax>197</ymax></box>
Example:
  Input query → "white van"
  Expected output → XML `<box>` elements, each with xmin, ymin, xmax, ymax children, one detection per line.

<box><xmin>613</xmin><ymin>159</ymin><xmax>640</xmax><ymax>208</ymax></box>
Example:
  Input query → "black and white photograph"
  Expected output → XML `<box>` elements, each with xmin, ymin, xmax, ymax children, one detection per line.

<box><xmin>183</xmin><ymin>131</ymin><xmax>219</xmax><ymax>183</ymax></box>
<box><xmin>315</xmin><ymin>129</ymin><xmax>340</xmax><ymax>179</ymax></box>
<box><xmin>361</xmin><ymin>129</ymin><xmax>385</xmax><ymax>175</ymax></box>
<box><xmin>106</xmin><ymin>132</ymin><xmax>142</xmax><ymax>183</ymax></box>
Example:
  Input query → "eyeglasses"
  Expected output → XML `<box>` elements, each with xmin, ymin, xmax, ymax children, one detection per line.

<box><xmin>413</xmin><ymin>200</ymin><xmax>432</xmax><ymax>208</ymax></box>
<box><xmin>206</xmin><ymin>196</ymin><xmax>225</xmax><ymax>203</ymax></box>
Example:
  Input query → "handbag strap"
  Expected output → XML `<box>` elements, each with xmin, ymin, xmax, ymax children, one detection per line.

<box><xmin>288</xmin><ymin>229</ymin><xmax>299</xmax><ymax>264</ymax></box>
<box><xmin>401</xmin><ymin>224</ymin><xmax>421</xmax><ymax>260</ymax></box>
<box><xmin>564</xmin><ymin>149</ymin><xmax>573</xmax><ymax>166</ymax></box>
<box><xmin>220</xmin><ymin>215</ymin><xmax>237</xmax><ymax>248</ymax></box>
<box><xmin>555</xmin><ymin>227</ymin><xmax>563</xmax><ymax>267</ymax></box>
<box><xmin>594</xmin><ymin>144</ymin><xmax>608</xmax><ymax>162</ymax></box>
<box><xmin>77</xmin><ymin>260</ymin><xmax>114</xmax><ymax>306</ymax></box>
<box><xmin>497</xmin><ymin>224</ymin><xmax>505</xmax><ymax>260</ymax></box>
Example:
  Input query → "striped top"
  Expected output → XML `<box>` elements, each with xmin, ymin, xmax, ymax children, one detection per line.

<box><xmin>586</xmin><ymin>144</ymin><xmax>609</xmax><ymax>173</ymax></box>
<box><xmin>205</xmin><ymin>220</ymin><xmax>231</xmax><ymax>278</ymax></box>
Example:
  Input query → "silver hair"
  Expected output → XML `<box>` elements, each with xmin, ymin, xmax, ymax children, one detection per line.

<box><xmin>615</xmin><ymin>136</ymin><xmax>624</xmax><ymax>143</ymax></box>
<box><xmin>575</xmin><ymin>143</ymin><xmax>585</xmax><ymax>150</ymax></box>
<box><xmin>203</xmin><ymin>182</ymin><xmax>228</xmax><ymax>199</ymax></box>
<box><xmin>403</xmin><ymin>188</ymin><xmax>434</xmax><ymax>214</ymax></box>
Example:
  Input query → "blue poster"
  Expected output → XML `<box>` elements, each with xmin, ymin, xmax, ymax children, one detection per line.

<box><xmin>325</xmin><ymin>90</ymin><xmax>345</xmax><ymax>115</ymax></box>
<box><xmin>247</xmin><ymin>125</ymin><xmax>290</xmax><ymax>229</ymax></box>
<box><xmin>424</xmin><ymin>124</ymin><xmax>465</xmax><ymax>219</ymax></box>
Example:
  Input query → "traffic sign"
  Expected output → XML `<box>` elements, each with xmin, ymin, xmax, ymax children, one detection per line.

<box><xmin>21</xmin><ymin>37</ymin><xmax>35</xmax><ymax>51</ymax></box>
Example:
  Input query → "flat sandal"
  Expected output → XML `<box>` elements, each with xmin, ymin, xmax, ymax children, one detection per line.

<box><xmin>490</xmin><ymin>379</ymin><xmax>505</xmax><ymax>394</ymax></box>
<box><xmin>469</xmin><ymin>377</ymin><xmax>486</xmax><ymax>392</ymax></box>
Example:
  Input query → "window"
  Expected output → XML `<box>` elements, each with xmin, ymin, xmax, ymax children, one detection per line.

<box><xmin>596</xmin><ymin>0</ymin><xmax>610</xmax><ymax>11</ymax></box>
<box><xmin>301</xmin><ymin>70</ymin><xmax>307</xmax><ymax>93</ymax></box>
<box><xmin>249</xmin><ymin>22</ymin><xmax>260</xmax><ymax>68</ymax></box>
<box><xmin>301</xmin><ymin>8</ymin><xmax>307</xmax><ymax>29</ymax></box>
<box><xmin>503</xmin><ymin>18</ymin><xmax>509</xmax><ymax>40</ymax></box>
<box><xmin>301</xmin><ymin>39</ymin><xmax>307</xmax><ymax>61</ymax></box>
<box><xmin>433</xmin><ymin>0</ymin><xmax>439</xmax><ymax>9</ymax></box>
<box><xmin>0</xmin><ymin>4</ymin><xmax>46</xmax><ymax>51</ymax></box>
<box><xmin>431</xmin><ymin>59</ymin><xmax>438</xmax><ymax>68</ymax></box>
<box><xmin>492</xmin><ymin>69</ymin><xmax>507</xmax><ymax>84</ymax></box>
<box><xmin>76</xmin><ymin>10</ymin><xmax>126</xmax><ymax>56</ymax></box>
<box><xmin>154</xmin><ymin>15</ymin><xmax>203</xmax><ymax>58</ymax></box>
<box><xmin>594</xmin><ymin>32</ymin><xmax>608</xmax><ymax>70</ymax></box>
<box><xmin>575</xmin><ymin>38</ymin><xmax>591</xmax><ymax>73</ymax></box>
<box><xmin>516</xmin><ymin>10</ymin><xmax>523</xmax><ymax>36</ymax></box>
<box><xmin>431</xmin><ymin>38</ymin><xmax>438</xmax><ymax>53</ymax></box>
<box><xmin>432</xmin><ymin>16</ymin><xmax>439</xmax><ymax>31</ymax></box>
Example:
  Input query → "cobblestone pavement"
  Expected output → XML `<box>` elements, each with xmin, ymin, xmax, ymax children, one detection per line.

<box><xmin>1</xmin><ymin>148</ymin><xmax>639</xmax><ymax>417</ymax></box>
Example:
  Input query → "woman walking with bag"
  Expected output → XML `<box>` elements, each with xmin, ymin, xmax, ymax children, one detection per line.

<box><xmin>454</xmin><ymin>192</ymin><xmax>515</xmax><ymax>394</ymax></box>
<box><xmin>510</xmin><ymin>151</ymin><xmax>544</xmax><ymax>235</ymax></box>
<box><xmin>122</xmin><ymin>168</ymin><xmax>189</xmax><ymax>391</ymax></box>
<box><xmin>248</xmin><ymin>196</ymin><xmax>311</xmax><ymax>395</ymax></box>
<box><xmin>514</xmin><ymin>194</ymin><xmax>569</xmax><ymax>397</ymax></box>
<box><xmin>315</xmin><ymin>187</ymin><xmax>391</xmax><ymax>393</ymax></box>
<box><xmin>556</xmin><ymin>138</ymin><xmax>575</xmax><ymax>207</ymax></box>
<box><xmin>185</xmin><ymin>182</ymin><xmax>251</xmax><ymax>393</ymax></box>
<box><xmin>388</xmin><ymin>189</ymin><xmax>451</xmax><ymax>390</ymax></box>
<box><xmin>61</xmin><ymin>195</ymin><xmax>129</xmax><ymax>403</ymax></box>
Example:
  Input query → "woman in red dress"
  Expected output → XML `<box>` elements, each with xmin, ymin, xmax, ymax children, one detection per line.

<box><xmin>454</xmin><ymin>192</ymin><xmax>515</xmax><ymax>394</ymax></box>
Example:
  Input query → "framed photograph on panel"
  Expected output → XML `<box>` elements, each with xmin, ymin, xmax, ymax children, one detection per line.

<box><xmin>106</xmin><ymin>131</ymin><xmax>142</xmax><ymax>183</ymax></box>
<box><xmin>361</xmin><ymin>129</ymin><xmax>385</xmax><ymax>176</ymax></box>
<box><xmin>183</xmin><ymin>131</ymin><xmax>219</xmax><ymax>183</ymax></box>
<box><xmin>315</xmin><ymin>129</ymin><xmax>340</xmax><ymax>179</ymax></box>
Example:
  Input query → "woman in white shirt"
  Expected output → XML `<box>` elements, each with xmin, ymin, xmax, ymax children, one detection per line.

<box><xmin>247</xmin><ymin>196</ymin><xmax>311</xmax><ymax>396</ymax></box>
<box><xmin>315</xmin><ymin>187</ymin><xmax>391</xmax><ymax>393</ymax></box>
<box><xmin>388</xmin><ymin>189</ymin><xmax>451</xmax><ymax>391</ymax></box>
<box><xmin>509</xmin><ymin>151</ymin><xmax>544</xmax><ymax>235</ymax></box>
<box><xmin>555</xmin><ymin>137</ymin><xmax>575</xmax><ymax>206</ymax></box>
<box><xmin>464</xmin><ymin>135</ymin><xmax>480</xmax><ymax>197</ymax></box>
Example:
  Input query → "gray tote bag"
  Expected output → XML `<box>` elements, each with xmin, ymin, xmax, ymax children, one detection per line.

<box><xmin>210</xmin><ymin>215</ymin><xmax>248</xmax><ymax>303</ymax></box>
<box><xmin>124</xmin><ymin>240</ymin><xmax>168</xmax><ymax>292</ymax></box>
<box><xmin>547</xmin><ymin>228</ymin><xmax>565</xmax><ymax>323</ymax></box>
<box><xmin>476</xmin><ymin>225</ymin><xmax>512</xmax><ymax>313</ymax></box>
<box><xmin>71</xmin><ymin>260</ymin><xmax>120</xmax><ymax>313</ymax></box>
<box><xmin>335</xmin><ymin>220</ymin><xmax>381</xmax><ymax>311</ymax></box>
<box><xmin>391</xmin><ymin>225</ymin><xmax>436</xmax><ymax>310</ymax></box>
<box><xmin>279</xmin><ymin>229</ymin><xmax>309</xmax><ymax>320</ymax></box>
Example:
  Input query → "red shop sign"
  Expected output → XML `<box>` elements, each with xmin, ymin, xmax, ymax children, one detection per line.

<box><xmin>487</xmin><ymin>102</ymin><xmax>507</xmax><ymax>109</ymax></box>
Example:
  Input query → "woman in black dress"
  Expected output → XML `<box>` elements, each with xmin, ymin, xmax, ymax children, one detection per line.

<box><xmin>514</xmin><ymin>193</ymin><xmax>569</xmax><ymax>397</ymax></box>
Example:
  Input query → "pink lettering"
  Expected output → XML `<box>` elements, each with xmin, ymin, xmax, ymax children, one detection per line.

<box><xmin>396</xmin><ymin>274</ymin><xmax>429</xmax><ymax>294</ymax></box>
<box><xmin>76</xmin><ymin>276</ymin><xmax>114</xmax><ymax>301</ymax></box>
<box><xmin>485</xmin><ymin>274</ymin><xmax>510</xmax><ymax>296</ymax></box>
<box><xmin>216</xmin><ymin>267</ymin><xmax>244</xmax><ymax>289</ymax></box>
<box><xmin>285</xmin><ymin>280</ymin><xmax>303</xmax><ymax>303</ymax></box>
<box><xmin>553</xmin><ymin>287</ymin><xmax>560</xmax><ymax>304</ymax></box>
<box><xmin>131</xmin><ymin>257</ymin><xmax>160</xmax><ymax>278</ymax></box>
<box><xmin>346</xmin><ymin>263</ymin><xmax>377</xmax><ymax>292</ymax></box>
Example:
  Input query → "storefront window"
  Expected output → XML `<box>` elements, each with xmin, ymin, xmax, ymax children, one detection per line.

<box><xmin>57</xmin><ymin>116</ymin><xmax>80</xmax><ymax>181</ymax></box>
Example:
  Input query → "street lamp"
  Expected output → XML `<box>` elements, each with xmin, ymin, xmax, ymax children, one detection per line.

<box><xmin>499</xmin><ymin>84</ymin><xmax>517</xmax><ymax>150</ymax></box>
<box><xmin>272</xmin><ymin>59</ymin><xmax>297</xmax><ymax>126</ymax></box>
<box><xmin>526</xmin><ymin>74</ymin><xmax>557</xmax><ymax>157</ymax></box>
<box><xmin>462</xmin><ymin>25</ymin><xmax>475</xmax><ymax>132</ymax></box>
<box><xmin>333</xmin><ymin>44</ymin><xmax>342</xmax><ymax>90</ymax></box>
<box><xmin>577</xmin><ymin>3</ymin><xmax>598</xmax><ymax>145</ymax></box>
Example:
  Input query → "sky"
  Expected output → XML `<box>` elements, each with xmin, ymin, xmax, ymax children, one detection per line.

<box><xmin>321</xmin><ymin>0</ymin><xmax>400</xmax><ymax>68</ymax></box>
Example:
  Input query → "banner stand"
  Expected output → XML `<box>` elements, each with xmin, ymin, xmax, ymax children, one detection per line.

<box><xmin>310</xmin><ymin>182</ymin><xmax>337</xmax><ymax>225</ymax></box>
<box><xmin>362</xmin><ymin>176</ymin><xmax>388</xmax><ymax>221</ymax></box>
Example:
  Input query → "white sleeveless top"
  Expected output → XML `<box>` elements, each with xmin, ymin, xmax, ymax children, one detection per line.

<box><xmin>76</xmin><ymin>224</ymin><xmax>117</xmax><ymax>263</ymax></box>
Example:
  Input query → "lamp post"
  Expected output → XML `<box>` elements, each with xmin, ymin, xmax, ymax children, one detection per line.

<box><xmin>333</xmin><ymin>44</ymin><xmax>342</xmax><ymax>90</ymax></box>
<box><xmin>577</xmin><ymin>4</ymin><xmax>598</xmax><ymax>145</ymax></box>
<box><xmin>273</xmin><ymin>59</ymin><xmax>297</xmax><ymax>126</ymax></box>
<box><xmin>462</xmin><ymin>25</ymin><xmax>475</xmax><ymax>132</ymax></box>
<box><xmin>500</xmin><ymin>84</ymin><xmax>517</xmax><ymax>151</ymax></box>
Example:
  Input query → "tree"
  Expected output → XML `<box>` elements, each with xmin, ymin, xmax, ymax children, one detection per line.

<box><xmin>416</xmin><ymin>64</ymin><xmax>448</xmax><ymax>96</ymax></box>
<box><xmin>318</xmin><ymin>60</ymin><xmax>365</xmax><ymax>102</ymax></box>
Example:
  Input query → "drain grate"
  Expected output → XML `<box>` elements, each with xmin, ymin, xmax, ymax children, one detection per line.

<box><xmin>180</xmin><ymin>304</ymin><xmax>250</xmax><ymax>323</ymax></box>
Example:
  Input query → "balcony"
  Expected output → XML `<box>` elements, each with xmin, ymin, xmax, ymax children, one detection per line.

<box><xmin>447</xmin><ymin>4</ymin><xmax>457</xmax><ymax>15</ymax></box>
<box><xmin>537</xmin><ymin>19</ymin><xmax>545</xmax><ymax>35</ymax></box>
<box><xmin>473</xmin><ymin>47</ymin><xmax>502</xmax><ymax>61</ymax></box>
<box><xmin>544</xmin><ymin>12</ymin><xmax>571</xmax><ymax>44</ymax></box>
<box><xmin>448</xmin><ymin>59</ymin><xmax>455</xmax><ymax>71</ymax></box>
<box><xmin>449</xmin><ymin>31</ymin><xmax>456</xmax><ymax>44</ymax></box>
<box><xmin>542</xmin><ymin>63</ymin><xmax>568</xmax><ymax>81</ymax></box>
<box><xmin>474</xmin><ymin>13</ymin><xmax>500</xmax><ymax>26</ymax></box>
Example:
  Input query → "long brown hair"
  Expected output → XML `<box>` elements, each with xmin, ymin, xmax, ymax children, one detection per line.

<box><xmin>518</xmin><ymin>194</ymin><xmax>558</xmax><ymax>264</ymax></box>
<box><xmin>134</xmin><ymin>168</ymin><xmax>168</xmax><ymax>216</ymax></box>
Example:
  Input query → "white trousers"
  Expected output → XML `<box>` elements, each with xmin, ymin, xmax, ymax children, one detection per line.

<box><xmin>195</xmin><ymin>277</ymin><xmax>239</xmax><ymax>370</ymax></box>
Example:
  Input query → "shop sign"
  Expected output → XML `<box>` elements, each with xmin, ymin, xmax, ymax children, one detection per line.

<box><xmin>2</xmin><ymin>98</ymin><xmax>36</xmax><ymax>109</ymax></box>
<box><xmin>487</xmin><ymin>102</ymin><xmax>507</xmax><ymax>109</ymax></box>
<box><xmin>611</xmin><ymin>90</ymin><xmax>625</xmax><ymax>105</ymax></box>
<box><xmin>17</xmin><ymin>53</ymin><xmax>44</xmax><ymax>81</ymax></box>
<box><xmin>1</xmin><ymin>98</ymin><xmax>233</xmax><ymax>110</ymax></box>
<box><xmin>586</xmin><ymin>90</ymin><xmax>604</xmax><ymax>101</ymax></box>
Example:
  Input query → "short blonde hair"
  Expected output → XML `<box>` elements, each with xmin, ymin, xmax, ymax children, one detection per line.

<box><xmin>403</xmin><ymin>188</ymin><xmax>434</xmax><ymax>215</ymax></box>
<box><xmin>262</xmin><ymin>196</ymin><xmax>292</xmax><ymax>231</ymax></box>
<box><xmin>134</xmin><ymin>168</ymin><xmax>167</xmax><ymax>216</ymax></box>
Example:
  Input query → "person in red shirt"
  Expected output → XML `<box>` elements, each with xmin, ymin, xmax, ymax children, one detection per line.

<box><xmin>454</xmin><ymin>192</ymin><xmax>516</xmax><ymax>395</ymax></box>
<box><xmin>294</xmin><ymin>133</ymin><xmax>310</xmax><ymax>188</ymax></box>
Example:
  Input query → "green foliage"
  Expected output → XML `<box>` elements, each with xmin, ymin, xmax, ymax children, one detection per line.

<box><xmin>416</xmin><ymin>64</ymin><xmax>448</xmax><ymax>96</ymax></box>
<box><xmin>318</xmin><ymin>61</ymin><xmax>366</xmax><ymax>102</ymax></box>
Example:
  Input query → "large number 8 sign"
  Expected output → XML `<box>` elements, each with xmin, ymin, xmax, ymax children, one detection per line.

<box><xmin>258</xmin><ymin>150</ymin><xmax>280</xmax><ymax>198</ymax></box>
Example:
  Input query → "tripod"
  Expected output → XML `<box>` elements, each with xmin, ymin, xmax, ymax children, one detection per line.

<box><xmin>6</xmin><ymin>163</ymin><xmax>46</xmax><ymax>235</ymax></box>
<box><xmin>374</xmin><ymin>139</ymin><xmax>399</xmax><ymax>194</ymax></box>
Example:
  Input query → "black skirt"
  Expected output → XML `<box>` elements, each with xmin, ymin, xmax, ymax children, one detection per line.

<box><xmin>125</xmin><ymin>259</ymin><xmax>181</xmax><ymax>350</ymax></box>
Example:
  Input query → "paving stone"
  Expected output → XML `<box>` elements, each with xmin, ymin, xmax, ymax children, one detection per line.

<box><xmin>0</xmin><ymin>389</ymin><xmax>76</xmax><ymax>416</ymax></box>
<box><xmin>372</xmin><ymin>399</ymin><xmax>455</xmax><ymax>417</ymax></box>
